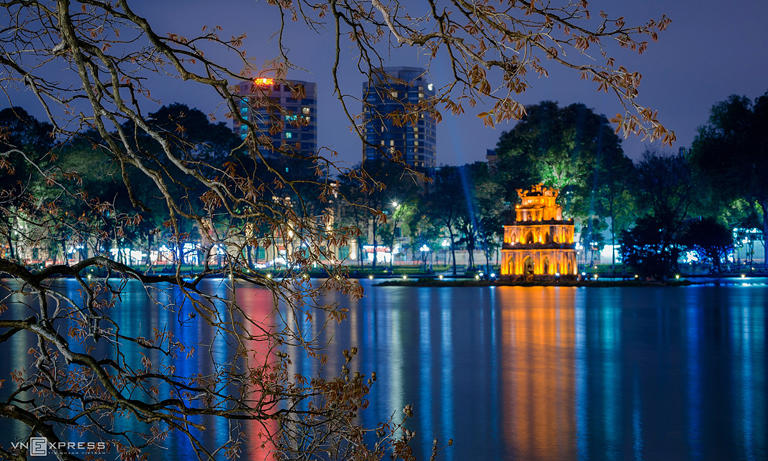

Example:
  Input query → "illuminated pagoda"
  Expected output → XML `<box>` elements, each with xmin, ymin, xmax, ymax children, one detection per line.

<box><xmin>501</xmin><ymin>184</ymin><xmax>577</xmax><ymax>278</ymax></box>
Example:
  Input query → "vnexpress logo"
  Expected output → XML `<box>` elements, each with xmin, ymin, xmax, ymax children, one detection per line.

<box><xmin>28</xmin><ymin>437</ymin><xmax>48</xmax><ymax>456</ymax></box>
<box><xmin>11</xmin><ymin>436</ymin><xmax>108</xmax><ymax>456</ymax></box>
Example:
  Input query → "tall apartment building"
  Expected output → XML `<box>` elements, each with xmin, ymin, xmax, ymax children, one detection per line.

<box><xmin>234</xmin><ymin>78</ymin><xmax>317</xmax><ymax>157</ymax></box>
<box><xmin>362</xmin><ymin>67</ymin><xmax>436</xmax><ymax>168</ymax></box>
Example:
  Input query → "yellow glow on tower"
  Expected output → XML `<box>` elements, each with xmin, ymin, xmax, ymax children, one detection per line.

<box><xmin>500</xmin><ymin>184</ymin><xmax>577</xmax><ymax>277</ymax></box>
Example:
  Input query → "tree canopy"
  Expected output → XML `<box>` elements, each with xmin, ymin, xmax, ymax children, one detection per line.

<box><xmin>494</xmin><ymin>101</ymin><xmax>629</xmax><ymax>219</ymax></box>
<box><xmin>690</xmin><ymin>92</ymin><xmax>768</xmax><ymax>241</ymax></box>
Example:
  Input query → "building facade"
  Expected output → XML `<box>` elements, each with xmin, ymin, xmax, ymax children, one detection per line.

<box><xmin>501</xmin><ymin>185</ymin><xmax>577</xmax><ymax>277</ymax></box>
<box><xmin>362</xmin><ymin>67</ymin><xmax>436</xmax><ymax>168</ymax></box>
<box><xmin>234</xmin><ymin>78</ymin><xmax>317</xmax><ymax>157</ymax></box>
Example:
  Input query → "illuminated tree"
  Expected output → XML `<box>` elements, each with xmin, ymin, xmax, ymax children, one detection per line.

<box><xmin>494</xmin><ymin>101</ymin><xmax>629</xmax><ymax>219</ymax></box>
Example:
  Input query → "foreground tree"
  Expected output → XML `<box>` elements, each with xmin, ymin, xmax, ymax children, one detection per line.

<box><xmin>1</xmin><ymin>0</ymin><xmax>671</xmax><ymax>458</ymax></box>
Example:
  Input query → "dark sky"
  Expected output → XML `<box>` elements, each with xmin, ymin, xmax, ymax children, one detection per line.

<box><xmin>8</xmin><ymin>0</ymin><xmax>768</xmax><ymax>165</ymax></box>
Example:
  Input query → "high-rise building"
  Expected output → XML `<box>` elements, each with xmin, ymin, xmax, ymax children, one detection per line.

<box><xmin>234</xmin><ymin>78</ymin><xmax>317</xmax><ymax>158</ymax></box>
<box><xmin>362</xmin><ymin>67</ymin><xmax>436</xmax><ymax>168</ymax></box>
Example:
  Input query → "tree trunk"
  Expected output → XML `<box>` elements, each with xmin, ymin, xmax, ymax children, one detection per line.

<box><xmin>448</xmin><ymin>227</ymin><xmax>457</xmax><ymax>276</ymax></box>
<box><xmin>760</xmin><ymin>199</ymin><xmax>768</xmax><ymax>269</ymax></box>
<box><xmin>389</xmin><ymin>217</ymin><xmax>398</xmax><ymax>270</ymax></box>
<box><xmin>145</xmin><ymin>233</ymin><xmax>154</xmax><ymax>267</ymax></box>
<box><xmin>356</xmin><ymin>236</ymin><xmax>363</xmax><ymax>267</ymax></box>
<box><xmin>197</xmin><ymin>244</ymin><xmax>207</xmax><ymax>268</ymax></box>
<box><xmin>5</xmin><ymin>232</ymin><xmax>15</xmax><ymax>261</ymax></box>
<box><xmin>371</xmin><ymin>217</ymin><xmax>378</xmax><ymax>269</ymax></box>
<box><xmin>483</xmin><ymin>242</ymin><xmax>491</xmax><ymax>275</ymax></box>
<box><xmin>466</xmin><ymin>234</ymin><xmax>475</xmax><ymax>270</ymax></box>
<box><xmin>609</xmin><ymin>196</ymin><xmax>616</xmax><ymax>275</ymax></box>
<box><xmin>177</xmin><ymin>238</ymin><xmax>184</xmax><ymax>266</ymax></box>
<box><xmin>60</xmin><ymin>239</ymin><xmax>67</xmax><ymax>265</ymax></box>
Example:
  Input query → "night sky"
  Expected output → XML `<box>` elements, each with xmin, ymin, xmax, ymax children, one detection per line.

<box><xmin>8</xmin><ymin>0</ymin><xmax>768</xmax><ymax>165</ymax></box>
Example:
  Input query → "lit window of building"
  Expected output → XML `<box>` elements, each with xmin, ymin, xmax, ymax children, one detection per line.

<box><xmin>362</xmin><ymin>66</ymin><xmax>436</xmax><ymax>169</ymax></box>
<box><xmin>233</xmin><ymin>79</ymin><xmax>317</xmax><ymax>158</ymax></box>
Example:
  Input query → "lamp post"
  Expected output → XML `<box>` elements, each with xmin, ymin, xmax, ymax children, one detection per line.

<box><xmin>441</xmin><ymin>238</ymin><xmax>450</xmax><ymax>267</ymax></box>
<box><xmin>419</xmin><ymin>244</ymin><xmax>431</xmax><ymax>272</ymax></box>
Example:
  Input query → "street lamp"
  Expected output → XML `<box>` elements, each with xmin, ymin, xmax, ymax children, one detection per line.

<box><xmin>441</xmin><ymin>238</ymin><xmax>450</xmax><ymax>266</ymax></box>
<box><xmin>419</xmin><ymin>244</ymin><xmax>431</xmax><ymax>272</ymax></box>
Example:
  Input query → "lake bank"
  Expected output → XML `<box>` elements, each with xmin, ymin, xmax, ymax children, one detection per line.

<box><xmin>375</xmin><ymin>278</ymin><xmax>698</xmax><ymax>287</ymax></box>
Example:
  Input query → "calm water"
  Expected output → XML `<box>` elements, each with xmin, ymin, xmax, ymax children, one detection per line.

<box><xmin>1</xmin><ymin>279</ymin><xmax>766</xmax><ymax>460</ymax></box>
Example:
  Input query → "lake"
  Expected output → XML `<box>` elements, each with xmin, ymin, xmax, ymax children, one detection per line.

<box><xmin>1</xmin><ymin>278</ymin><xmax>766</xmax><ymax>460</ymax></box>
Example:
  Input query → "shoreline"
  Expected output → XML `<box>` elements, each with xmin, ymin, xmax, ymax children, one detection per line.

<box><xmin>375</xmin><ymin>279</ymin><xmax>706</xmax><ymax>288</ymax></box>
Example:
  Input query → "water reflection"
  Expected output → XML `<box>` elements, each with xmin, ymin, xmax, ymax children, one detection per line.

<box><xmin>236</xmin><ymin>286</ymin><xmax>277</xmax><ymax>461</ymax></box>
<box><xmin>498</xmin><ymin>288</ymin><xmax>577</xmax><ymax>461</ymax></box>
<box><xmin>1</xmin><ymin>281</ymin><xmax>766</xmax><ymax>460</ymax></box>
<box><xmin>314</xmin><ymin>283</ymin><xmax>766</xmax><ymax>461</ymax></box>
<box><xmin>729</xmin><ymin>288</ymin><xmax>766</xmax><ymax>461</ymax></box>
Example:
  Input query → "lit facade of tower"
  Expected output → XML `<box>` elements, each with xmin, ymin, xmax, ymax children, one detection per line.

<box><xmin>501</xmin><ymin>185</ymin><xmax>577</xmax><ymax>277</ymax></box>
<box><xmin>234</xmin><ymin>78</ymin><xmax>317</xmax><ymax>157</ymax></box>
<box><xmin>362</xmin><ymin>67</ymin><xmax>436</xmax><ymax>168</ymax></box>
